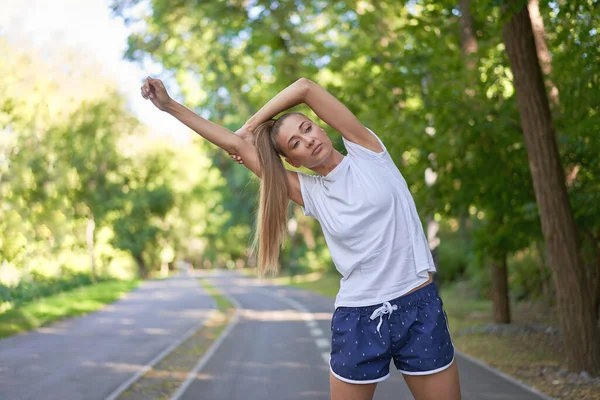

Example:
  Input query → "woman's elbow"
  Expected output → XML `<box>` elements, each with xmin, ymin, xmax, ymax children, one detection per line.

<box><xmin>294</xmin><ymin>78</ymin><xmax>313</xmax><ymax>98</ymax></box>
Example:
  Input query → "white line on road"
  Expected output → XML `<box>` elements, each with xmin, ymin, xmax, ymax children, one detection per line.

<box><xmin>307</xmin><ymin>320</ymin><xmax>318</xmax><ymax>328</ymax></box>
<box><xmin>258</xmin><ymin>289</ymin><xmax>331</xmax><ymax>365</ymax></box>
<box><xmin>104</xmin><ymin>312</ymin><xmax>213</xmax><ymax>400</ymax></box>
<box><xmin>169</xmin><ymin>292</ymin><xmax>242</xmax><ymax>400</ymax></box>
<box><xmin>310</xmin><ymin>328</ymin><xmax>324</xmax><ymax>337</ymax></box>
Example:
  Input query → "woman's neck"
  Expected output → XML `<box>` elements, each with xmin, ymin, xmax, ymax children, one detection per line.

<box><xmin>310</xmin><ymin>150</ymin><xmax>345</xmax><ymax>177</ymax></box>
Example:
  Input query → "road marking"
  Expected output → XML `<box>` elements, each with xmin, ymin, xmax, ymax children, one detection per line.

<box><xmin>310</xmin><ymin>328</ymin><xmax>324</xmax><ymax>337</ymax></box>
<box><xmin>258</xmin><ymin>289</ymin><xmax>330</xmax><ymax>366</ymax></box>
<box><xmin>170</xmin><ymin>291</ymin><xmax>242</xmax><ymax>400</ymax></box>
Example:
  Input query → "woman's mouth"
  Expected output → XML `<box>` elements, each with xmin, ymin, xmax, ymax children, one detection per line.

<box><xmin>312</xmin><ymin>144</ymin><xmax>323</xmax><ymax>155</ymax></box>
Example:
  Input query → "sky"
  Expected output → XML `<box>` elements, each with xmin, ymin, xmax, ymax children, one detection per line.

<box><xmin>0</xmin><ymin>0</ymin><xmax>190</xmax><ymax>143</ymax></box>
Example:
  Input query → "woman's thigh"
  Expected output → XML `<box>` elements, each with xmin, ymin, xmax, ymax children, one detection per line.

<box><xmin>330</xmin><ymin>372</ymin><xmax>378</xmax><ymax>400</ymax></box>
<box><xmin>402</xmin><ymin>360</ymin><xmax>461</xmax><ymax>400</ymax></box>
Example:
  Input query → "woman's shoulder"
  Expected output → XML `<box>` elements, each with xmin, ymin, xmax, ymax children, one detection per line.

<box><xmin>342</xmin><ymin>127</ymin><xmax>388</xmax><ymax>159</ymax></box>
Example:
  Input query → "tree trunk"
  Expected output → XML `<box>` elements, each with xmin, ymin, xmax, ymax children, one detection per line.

<box><xmin>457</xmin><ymin>0</ymin><xmax>477</xmax><ymax>260</ymax></box>
<box><xmin>86</xmin><ymin>216</ymin><xmax>96</xmax><ymax>282</ymax></box>
<box><xmin>527</xmin><ymin>0</ymin><xmax>560</xmax><ymax>107</ymax></box>
<box><xmin>503</xmin><ymin>2</ymin><xmax>600</xmax><ymax>374</ymax></box>
<box><xmin>426</xmin><ymin>215</ymin><xmax>440</xmax><ymax>269</ymax></box>
<box><xmin>491</xmin><ymin>255</ymin><xmax>511</xmax><ymax>324</ymax></box>
<box><xmin>160</xmin><ymin>261</ymin><xmax>169</xmax><ymax>278</ymax></box>
<box><xmin>460</xmin><ymin>0</ymin><xmax>512</xmax><ymax>324</ymax></box>
<box><xmin>459</xmin><ymin>0</ymin><xmax>478</xmax><ymax>68</ymax></box>
<box><xmin>134</xmin><ymin>254</ymin><xmax>148</xmax><ymax>279</ymax></box>
<box><xmin>535</xmin><ymin>240</ymin><xmax>553</xmax><ymax>303</ymax></box>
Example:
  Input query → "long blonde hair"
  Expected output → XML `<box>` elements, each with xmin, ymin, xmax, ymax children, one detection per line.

<box><xmin>253</xmin><ymin>112</ymin><xmax>303</xmax><ymax>275</ymax></box>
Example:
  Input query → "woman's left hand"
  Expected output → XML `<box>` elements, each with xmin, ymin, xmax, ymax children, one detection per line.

<box><xmin>141</xmin><ymin>77</ymin><xmax>172</xmax><ymax>112</ymax></box>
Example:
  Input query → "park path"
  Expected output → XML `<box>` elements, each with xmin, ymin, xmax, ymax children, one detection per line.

<box><xmin>0</xmin><ymin>270</ymin><xmax>553</xmax><ymax>399</ymax></box>
<box><xmin>177</xmin><ymin>271</ymin><xmax>552</xmax><ymax>400</ymax></box>
<box><xmin>0</xmin><ymin>274</ymin><xmax>215</xmax><ymax>400</ymax></box>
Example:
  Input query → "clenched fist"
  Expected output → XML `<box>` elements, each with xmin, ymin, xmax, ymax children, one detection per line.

<box><xmin>140</xmin><ymin>77</ymin><xmax>172</xmax><ymax>112</ymax></box>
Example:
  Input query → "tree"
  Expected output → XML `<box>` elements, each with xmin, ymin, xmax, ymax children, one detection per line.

<box><xmin>110</xmin><ymin>1</ymin><xmax>599</xmax><ymax>339</ymax></box>
<box><xmin>459</xmin><ymin>0</ymin><xmax>510</xmax><ymax>324</ymax></box>
<box><xmin>53</xmin><ymin>97</ymin><xmax>137</xmax><ymax>280</ymax></box>
<box><xmin>111</xmin><ymin>152</ymin><xmax>175</xmax><ymax>278</ymax></box>
<box><xmin>502</xmin><ymin>0</ymin><xmax>600</xmax><ymax>374</ymax></box>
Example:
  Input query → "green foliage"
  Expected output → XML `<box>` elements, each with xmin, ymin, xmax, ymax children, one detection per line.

<box><xmin>436</xmin><ymin>226</ymin><xmax>474</xmax><ymax>283</ymax></box>
<box><xmin>107</xmin><ymin>0</ymin><xmax>599</xmax><ymax>298</ymax></box>
<box><xmin>0</xmin><ymin>38</ymin><xmax>180</xmax><ymax>290</ymax></box>
<box><xmin>0</xmin><ymin>270</ymin><xmax>108</xmax><ymax>309</ymax></box>
<box><xmin>2</xmin><ymin>0</ymin><xmax>598</xmax><ymax>312</ymax></box>
<box><xmin>0</xmin><ymin>279</ymin><xmax>139</xmax><ymax>338</ymax></box>
<box><xmin>508</xmin><ymin>247</ymin><xmax>552</xmax><ymax>302</ymax></box>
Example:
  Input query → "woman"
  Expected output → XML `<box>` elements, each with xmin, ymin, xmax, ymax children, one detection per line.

<box><xmin>141</xmin><ymin>77</ymin><xmax>461</xmax><ymax>400</ymax></box>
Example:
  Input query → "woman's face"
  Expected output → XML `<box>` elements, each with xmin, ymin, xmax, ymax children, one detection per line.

<box><xmin>275</xmin><ymin>114</ymin><xmax>333</xmax><ymax>169</ymax></box>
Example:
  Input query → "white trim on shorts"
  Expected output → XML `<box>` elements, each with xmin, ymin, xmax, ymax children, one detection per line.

<box><xmin>443</xmin><ymin>309</ymin><xmax>456</xmax><ymax>347</ymax></box>
<box><xmin>399</xmin><ymin>356</ymin><xmax>455</xmax><ymax>376</ymax></box>
<box><xmin>330</xmin><ymin>363</ymin><xmax>390</xmax><ymax>385</ymax></box>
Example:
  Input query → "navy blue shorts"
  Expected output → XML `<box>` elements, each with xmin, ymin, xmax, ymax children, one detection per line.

<box><xmin>330</xmin><ymin>282</ymin><xmax>455</xmax><ymax>384</ymax></box>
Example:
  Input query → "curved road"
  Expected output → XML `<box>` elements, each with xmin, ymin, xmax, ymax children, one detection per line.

<box><xmin>0</xmin><ymin>271</ymin><xmax>552</xmax><ymax>400</ymax></box>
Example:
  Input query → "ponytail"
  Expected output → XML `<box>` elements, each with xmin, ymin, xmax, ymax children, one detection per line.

<box><xmin>253</xmin><ymin>120</ymin><xmax>290</xmax><ymax>275</ymax></box>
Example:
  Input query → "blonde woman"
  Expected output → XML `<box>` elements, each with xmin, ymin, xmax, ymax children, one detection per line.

<box><xmin>141</xmin><ymin>77</ymin><xmax>461</xmax><ymax>400</ymax></box>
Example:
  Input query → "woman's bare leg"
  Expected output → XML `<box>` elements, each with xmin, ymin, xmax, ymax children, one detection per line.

<box><xmin>402</xmin><ymin>360</ymin><xmax>461</xmax><ymax>400</ymax></box>
<box><xmin>330</xmin><ymin>372</ymin><xmax>378</xmax><ymax>400</ymax></box>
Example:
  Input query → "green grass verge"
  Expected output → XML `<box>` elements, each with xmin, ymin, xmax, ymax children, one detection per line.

<box><xmin>0</xmin><ymin>279</ymin><xmax>139</xmax><ymax>339</ymax></box>
<box><xmin>438</xmin><ymin>283</ymin><xmax>492</xmax><ymax>332</ymax></box>
<box><xmin>278</xmin><ymin>271</ymin><xmax>341</xmax><ymax>298</ymax></box>
<box><xmin>199</xmin><ymin>280</ymin><xmax>234</xmax><ymax>312</ymax></box>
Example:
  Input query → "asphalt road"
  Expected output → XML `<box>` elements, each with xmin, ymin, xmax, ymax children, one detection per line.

<box><xmin>0</xmin><ymin>275</ymin><xmax>215</xmax><ymax>400</ymax></box>
<box><xmin>178</xmin><ymin>271</ymin><xmax>552</xmax><ymax>400</ymax></box>
<box><xmin>0</xmin><ymin>271</ymin><xmax>553</xmax><ymax>400</ymax></box>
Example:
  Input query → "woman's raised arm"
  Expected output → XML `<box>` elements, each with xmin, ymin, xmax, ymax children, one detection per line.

<box><xmin>141</xmin><ymin>77</ymin><xmax>262</xmax><ymax>177</ymax></box>
<box><xmin>242</xmin><ymin>78</ymin><xmax>382</xmax><ymax>153</ymax></box>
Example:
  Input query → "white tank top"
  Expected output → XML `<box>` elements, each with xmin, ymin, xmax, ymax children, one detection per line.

<box><xmin>297</xmin><ymin>129</ymin><xmax>436</xmax><ymax>308</ymax></box>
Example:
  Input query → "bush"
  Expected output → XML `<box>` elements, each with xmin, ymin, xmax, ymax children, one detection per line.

<box><xmin>0</xmin><ymin>284</ymin><xmax>11</xmax><ymax>304</ymax></box>
<box><xmin>508</xmin><ymin>247</ymin><xmax>552</xmax><ymax>302</ymax></box>
<box><xmin>2</xmin><ymin>269</ymin><xmax>110</xmax><ymax>310</ymax></box>
<box><xmin>436</xmin><ymin>231</ymin><xmax>473</xmax><ymax>284</ymax></box>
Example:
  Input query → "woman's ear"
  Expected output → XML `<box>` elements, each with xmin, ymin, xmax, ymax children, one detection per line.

<box><xmin>285</xmin><ymin>157</ymin><xmax>301</xmax><ymax>168</ymax></box>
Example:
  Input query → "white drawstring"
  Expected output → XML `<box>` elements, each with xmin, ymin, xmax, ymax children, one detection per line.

<box><xmin>369</xmin><ymin>301</ymin><xmax>398</xmax><ymax>337</ymax></box>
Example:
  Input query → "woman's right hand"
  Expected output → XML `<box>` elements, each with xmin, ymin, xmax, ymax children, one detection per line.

<box><xmin>229</xmin><ymin>125</ymin><xmax>254</xmax><ymax>164</ymax></box>
<box><xmin>140</xmin><ymin>77</ymin><xmax>172</xmax><ymax>111</ymax></box>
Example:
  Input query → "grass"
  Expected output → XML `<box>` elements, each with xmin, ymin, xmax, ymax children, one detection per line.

<box><xmin>118</xmin><ymin>278</ymin><xmax>235</xmax><ymax>400</ymax></box>
<box><xmin>277</xmin><ymin>271</ymin><xmax>341</xmax><ymax>298</ymax></box>
<box><xmin>438</xmin><ymin>282</ymin><xmax>563</xmax><ymax>364</ymax></box>
<box><xmin>0</xmin><ymin>279</ymin><xmax>139</xmax><ymax>339</ymax></box>
<box><xmin>239</xmin><ymin>267</ymin><xmax>341</xmax><ymax>297</ymax></box>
